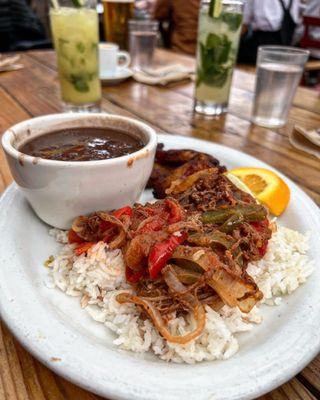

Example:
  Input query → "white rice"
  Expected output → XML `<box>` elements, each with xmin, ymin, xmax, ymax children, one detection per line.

<box><xmin>49</xmin><ymin>228</ymin><xmax>68</xmax><ymax>244</ymax></box>
<box><xmin>247</xmin><ymin>227</ymin><xmax>314</xmax><ymax>305</ymax></box>
<box><xmin>46</xmin><ymin>226</ymin><xmax>314</xmax><ymax>364</ymax></box>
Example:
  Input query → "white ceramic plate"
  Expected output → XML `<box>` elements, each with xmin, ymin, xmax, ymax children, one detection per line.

<box><xmin>100</xmin><ymin>67</ymin><xmax>133</xmax><ymax>85</ymax></box>
<box><xmin>0</xmin><ymin>134</ymin><xmax>320</xmax><ymax>400</ymax></box>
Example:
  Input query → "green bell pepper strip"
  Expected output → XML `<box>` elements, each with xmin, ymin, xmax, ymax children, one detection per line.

<box><xmin>201</xmin><ymin>205</ymin><xmax>267</xmax><ymax>225</ymax></box>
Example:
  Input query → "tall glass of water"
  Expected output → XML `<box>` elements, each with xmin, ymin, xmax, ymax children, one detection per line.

<box><xmin>129</xmin><ymin>20</ymin><xmax>159</xmax><ymax>71</ymax></box>
<box><xmin>252</xmin><ymin>46</ymin><xmax>309</xmax><ymax>128</ymax></box>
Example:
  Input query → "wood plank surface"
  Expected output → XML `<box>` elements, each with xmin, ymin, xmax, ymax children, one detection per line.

<box><xmin>0</xmin><ymin>48</ymin><xmax>319</xmax><ymax>400</ymax></box>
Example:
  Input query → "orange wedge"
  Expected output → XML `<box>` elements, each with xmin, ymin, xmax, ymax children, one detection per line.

<box><xmin>228</xmin><ymin>167</ymin><xmax>290</xmax><ymax>216</ymax></box>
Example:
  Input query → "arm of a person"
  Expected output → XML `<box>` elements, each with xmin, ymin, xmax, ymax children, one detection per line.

<box><xmin>153</xmin><ymin>0</ymin><xmax>171</xmax><ymax>20</ymax></box>
<box><xmin>242</xmin><ymin>0</ymin><xmax>254</xmax><ymax>33</ymax></box>
<box><xmin>304</xmin><ymin>0</ymin><xmax>320</xmax><ymax>16</ymax></box>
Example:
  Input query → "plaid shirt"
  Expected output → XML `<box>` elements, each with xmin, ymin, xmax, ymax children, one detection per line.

<box><xmin>0</xmin><ymin>0</ymin><xmax>46</xmax><ymax>52</ymax></box>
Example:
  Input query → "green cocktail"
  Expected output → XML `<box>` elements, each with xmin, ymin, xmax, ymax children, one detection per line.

<box><xmin>50</xmin><ymin>1</ymin><xmax>101</xmax><ymax>111</ymax></box>
<box><xmin>195</xmin><ymin>0</ymin><xmax>243</xmax><ymax>115</ymax></box>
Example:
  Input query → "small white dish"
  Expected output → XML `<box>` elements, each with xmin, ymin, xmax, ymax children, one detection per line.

<box><xmin>100</xmin><ymin>67</ymin><xmax>134</xmax><ymax>85</ymax></box>
<box><xmin>1</xmin><ymin>113</ymin><xmax>157</xmax><ymax>229</ymax></box>
<box><xmin>0</xmin><ymin>135</ymin><xmax>320</xmax><ymax>400</ymax></box>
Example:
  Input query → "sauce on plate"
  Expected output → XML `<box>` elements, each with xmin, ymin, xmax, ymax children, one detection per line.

<box><xmin>20</xmin><ymin>128</ymin><xmax>144</xmax><ymax>161</ymax></box>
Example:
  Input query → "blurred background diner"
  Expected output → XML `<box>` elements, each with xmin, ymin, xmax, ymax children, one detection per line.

<box><xmin>1</xmin><ymin>1</ymin><xmax>318</xmax><ymax>55</ymax></box>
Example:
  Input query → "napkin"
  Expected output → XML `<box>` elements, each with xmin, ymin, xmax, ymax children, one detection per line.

<box><xmin>0</xmin><ymin>55</ymin><xmax>24</xmax><ymax>72</ymax></box>
<box><xmin>289</xmin><ymin>125</ymin><xmax>320</xmax><ymax>159</ymax></box>
<box><xmin>133</xmin><ymin>64</ymin><xmax>194</xmax><ymax>86</ymax></box>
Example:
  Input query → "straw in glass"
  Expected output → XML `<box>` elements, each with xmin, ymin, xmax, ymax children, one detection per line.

<box><xmin>51</xmin><ymin>0</ymin><xmax>60</xmax><ymax>10</ymax></box>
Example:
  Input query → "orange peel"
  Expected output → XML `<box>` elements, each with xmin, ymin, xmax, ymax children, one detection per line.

<box><xmin>228</xmin><ymin>167</ymin><xmax>290</xmax><ymax>216</ymax></box>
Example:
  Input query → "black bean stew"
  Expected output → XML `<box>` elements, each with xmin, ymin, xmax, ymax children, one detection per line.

<box><xmin>20</xmin><ymin>128</ymin><xmax>144</xmax><ymax>161</ymax></box>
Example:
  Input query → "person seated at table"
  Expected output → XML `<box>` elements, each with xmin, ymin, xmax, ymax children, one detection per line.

<box><xmin>304</xmin><ymin>0</ymin><xmax>320</xmax><ymax>18</ymax></box>
<box><xmin>135</xmin><ymin>0</ymin><xmax>157</xmax><ymax>18</ymax></box>
<box><xmin>302</xmin><ymin>0</ymin><xmax>320</xmax><ymax>44</ymax></box>
<box><xmin>238</xmin><ymin>0</ymin><xmax>302</xmax><ymax>64</ymax></box>
<box><xmin>0</xmin><ymin>0</ymin><xmax>48</xmax><ymax>52</ymax></box>
<box><xmin>153</xmin><ymin>0</ymin><xmax>200</xmax><ymax>55</ymax></box>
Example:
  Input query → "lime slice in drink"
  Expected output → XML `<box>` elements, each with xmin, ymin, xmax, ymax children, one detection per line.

<box><xmin>71</xmin><ymin>0</ymin><xmax>85</xmax><ymax>7</ymax></box>
<box><xmin>209</xmin><ymin>0</ymin><xmax>222</xmax><ymax>18</ymax></box>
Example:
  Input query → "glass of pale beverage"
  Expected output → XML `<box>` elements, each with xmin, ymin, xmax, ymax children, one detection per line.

<box><xmin>194</xmin><ymin>0</ymin><xmax>243</xmax><ymax>116</ymax></box>
<box><xmin>252</xmin><ymin>46</ymin><xmax>309</xmax><ymax>128</ymax></box>
<box><xmin>102</xmin><ymin>0</ymin><xmax>134</xmax><ymax>50</ymax></box>
<box><xmin>129</xmin><ymin>20</ymin><xmax>159</xmax><ymax>72</ymax></box>
<box><xmin>50</xmin><ymin>0</ymin><xmax>101</xmax><ymax>112</ymax></box>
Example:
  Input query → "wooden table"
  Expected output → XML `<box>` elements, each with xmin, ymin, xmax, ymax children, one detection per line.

<box><xmin>0</xmin><ymin>49</ymin><xmax>319</xmax><ymax>400</ymax></box>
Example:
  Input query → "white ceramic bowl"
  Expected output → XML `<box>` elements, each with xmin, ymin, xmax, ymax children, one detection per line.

<box><xmin>2</xmin><ymin>113</ymin><xmax>157</xmax><ymax>229</ymax></box>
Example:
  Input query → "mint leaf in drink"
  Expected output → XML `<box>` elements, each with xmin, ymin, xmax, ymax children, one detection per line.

<box><xmin>71</xmin><ymin>0</ymin><xmax>85</xmax><ymax>7</ymax></box>
<box><xmin>76</xmin><ymin>41</ymin><xmax>86</xmax><ymax>53</ymax></box>
<box><xmin>58</xmin><ymin>38</ymin><xmax>71</xmax><ymax>60</ymax></box>
<box><xmin>196</xmin><ymin>69</ymin><xmax>203</xmax><ymax>87</ymax></box>
<box><xmin>222</xmin><ymin>12</ymin><xmax>243</xmax><ymax>31</ymax></box>
<box><xmin>58</xmin><ymin>38</ymin><xmax>69</xmax><ymax>46</ymax></box>
<box><xmin>197</xmin><ymin>33</ymin><xmax>232</xmax><ymax>88</ymax></box>
<box><xmin>70</xmin><ymin>74</ymin><xmax>90</xmax><ymax>92</ymax></box>
<box><xmin>204</xmin><ymin>65</ymin><xmax>230</xmax><ymax>88</ymax></box>
<box><xmin>205</xmin><ymin>34</ymin><xmax>231</xmax><ymax>64</ymax></box>
<box><xmin>206</xmin><ymin>33</ymin><xmax>220</xmax><ymax>48</ymax></box>
<box><xmin>87</xmin><ymin>71</ymin><xmax>97</xmax><ymax>81</ymax></box>
<box><xmin>200</xmin><ymin>42</ymin><xmax>207</xmax><ymax>71</ymax></box>
<box><xmin>215</xmin><ymin>35</ymin><xmax>232</xmax><ymax>64</ymax></box>
<box><xmin>197</xmin><ymin>65</ymin><xmax>230</xmax><ymax>88</ymax></box>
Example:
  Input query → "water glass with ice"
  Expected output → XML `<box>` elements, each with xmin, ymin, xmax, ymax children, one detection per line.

<box><xmin>252</xmin><ymin>46</ymin><xmax>309</xmax><ymax>128</ymax></box>
<box><xmin>129</xmin><ymin>20</ymin><xmax>159</xmax><ymax>71</ymax></box>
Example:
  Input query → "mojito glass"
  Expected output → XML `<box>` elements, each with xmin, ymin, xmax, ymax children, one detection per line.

<box><xmin>195</xmin><ymin>0</ymin><xmax>243</xmax><ymax>116</ymax></box>
<box><xmin>50</xmin><ymin>0</ymin><xmax>101</xmax><ymax>112</ymax></box>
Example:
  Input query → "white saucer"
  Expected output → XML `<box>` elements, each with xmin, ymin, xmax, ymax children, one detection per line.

<box><xmin>100</xmin><ymin>67</ymin><xmax>133</xmax><ymax>85</ymax></box>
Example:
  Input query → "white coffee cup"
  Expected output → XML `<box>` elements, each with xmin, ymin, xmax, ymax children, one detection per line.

<box><xmin>99</xmin><ymin>43</ymin><xmax>131</xmax><ymax>77</ymax></box>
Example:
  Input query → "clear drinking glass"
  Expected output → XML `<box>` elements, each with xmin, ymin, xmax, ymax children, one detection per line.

<box><xmin>50</xmin><ymin>0</ymin><xmax>101</xmax><ymax>112</ymax></box>
<box><xmin>102</xmin><ymin>0</ymin><xmax>134</xmax><ymax>50</ymax></box>
<box><xmin>252</xmin><ymin>46</ymin><xmax>310</xmax><ymax>128</ymax></box>
<box><xmin>129</xmin><ymin>20</ymin><xmax>159</xmax><ymax>71</ymax></box>
<box><xmin>194</xmin><ymin>0</ymin><xmax>243</xmax><ymax>116</ymax></box>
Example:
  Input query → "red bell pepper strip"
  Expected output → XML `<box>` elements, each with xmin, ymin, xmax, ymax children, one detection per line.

<box><xmin>135</xmin><ymin>218</ymin><xmax>166</xmax><ymax>235</ymax></box>
<box><xmin>125</xmin><ymin>266</ymin><xmax>145</xmax><ymax>284</ymax></box>
<box><xmin>258</xmin><ymin>242</ymin><xmax>268</xmax><ymax>257</ymax></box>
<box><xmin>165</xmin><ymin>199</ymin><xmax>183</xmax><ymax>224</ymax></box>
<box><xmin>99</xmin><ymin>220</ymin><xmax>113</xmax><ymax>232</ymax></box>
<box><xmin>250</xmin><ymin>219</ymin><xmax>269</xmax><ymax>232</ymax></box>
<box><xmin>250</xmin><ymin>219</ymin><xmax>269</xmax><ymax>257</ymax></box>
<box><xmin>68</xmin><ymin>229</ymin><xmax>84</xmax><ymax>244</ymax></box>
<box><xmin>148</xmin><ymin>232</ymin><xmax>187</xmax><ymax>280</ymax></box>
<box><xmin>112</xmin><ymin>206</ymin><xmax>133</xmax><ymax>219</ymax></box>
<box><xmin>74</xmin><ymin>242</ymin><xmax>95</xmax><ymax>256</ymax></box>
<box><xmin>142</xmin><ymin>206</ymin><xmax>158</xmax><ymax>216</ymax></box>
<box><xmin>103</xmin><ymin>230</ymin><xmax>116</xmax><ymax>243</ymax></box>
